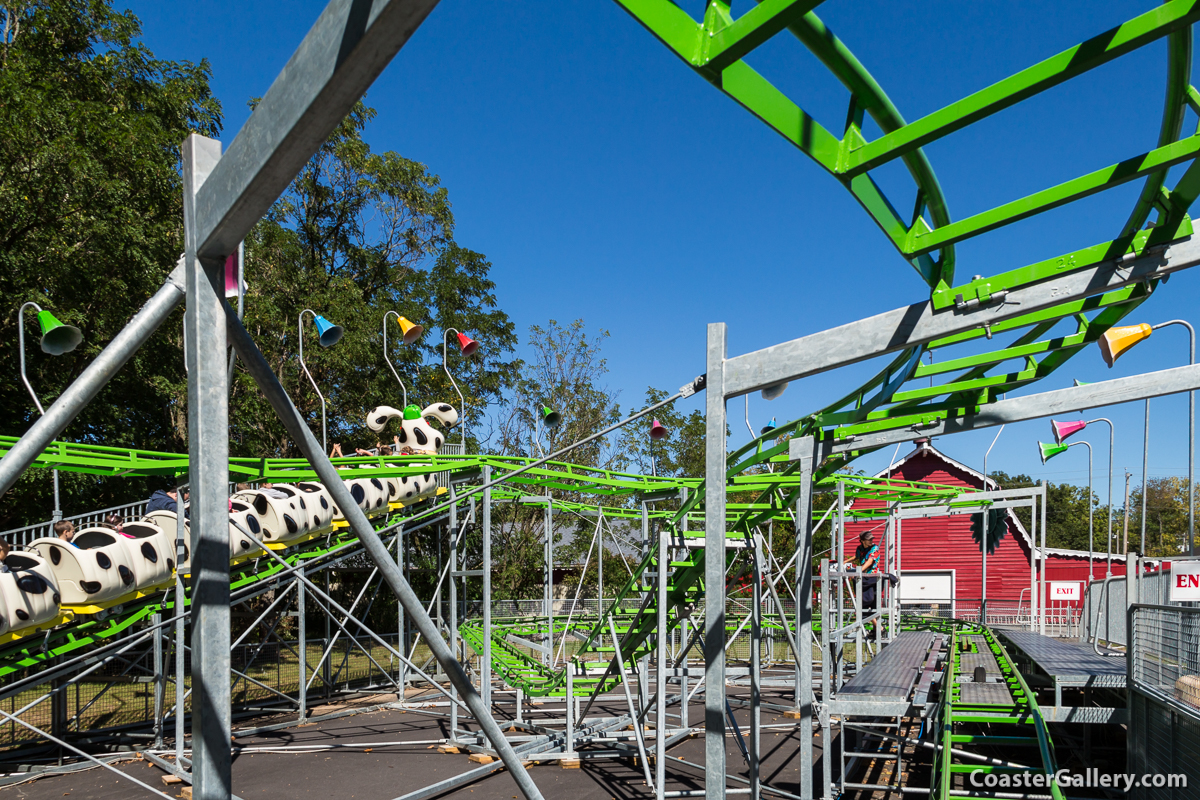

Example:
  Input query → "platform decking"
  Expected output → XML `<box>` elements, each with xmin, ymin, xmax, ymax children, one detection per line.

<box><xmin>999</xmin><ymin>629</ymin><xmax>1126</xmax><ymax>689</ymax></box>
<box><xmin>832</xmin><ymin>631</ymin><xmax>939</xmax><ymax>715</ymax></box>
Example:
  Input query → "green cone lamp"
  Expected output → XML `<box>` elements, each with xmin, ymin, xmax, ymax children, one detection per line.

<box><xmin>37</xmin><ymin>310</ymin><xmax>83</xmax><ymax>355</ymax></box>
<box><xmin>541</xmin><ymin>406</ymin><xmax>562</xmax><ymax>429</ymax></box>
<box><xmin>1038</xmin><ymin>441</ymin><xmax>1070</xmax><ymax>464</ymax></box>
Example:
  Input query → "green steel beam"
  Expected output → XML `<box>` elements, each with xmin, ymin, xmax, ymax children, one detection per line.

<box><xmin>906</xmin><ymin>133</ymin><xmax>1200</xmax><ymax>256</ymax></box>
<box><xmin>840</xmin><ymin>0</ymin><xmax>1200</xmax><ymax>176</ymax></box>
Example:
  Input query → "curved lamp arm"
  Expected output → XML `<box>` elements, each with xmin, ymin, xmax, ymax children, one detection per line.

<box><xmin>1150</xmin><ymin>320</ymin><xmax>1195</xmax><ymax>556</ymax></box>
<box><xmin>298</xmin><ymin>309</ymin><xmax>328</xmax><ymax>452</ymax></box>
<box><xmin>382</xmin><ymin>311</ymin><xmax>408</xmax><ymax>408</ymax></box>
<box><xmin>442</xmin><ymin>327</ymin><xmax>468</xmax><ymax>448</ymax></box>
<box><xmin>18</xmin><ymin>301</ymin><xmax>46</xmax><ymax>415</ymax></box>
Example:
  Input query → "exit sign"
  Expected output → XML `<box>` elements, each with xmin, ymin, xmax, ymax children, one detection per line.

<box><xmin>1170</xmin><ymin>562</ymin><xmax>1200</xmax><ymax>602</ymax></box>
<box><xmin>1049</xmin><ymin>581</ymin><xmax>1081</xmax><ymax>601</ymax></box>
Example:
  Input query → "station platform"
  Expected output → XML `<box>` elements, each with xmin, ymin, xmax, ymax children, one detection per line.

<box><xmin>998</xmin><ymin>629</ymin><xmax>1128</xmax><ymax>723</ymax></box>
<box><xmin>830</xmin><ymin>630</ymin><xmax>945</xmax><ymax>717</ymax></box>
<box><xmin>998</xmin><ymin>629</ymin><xmax>1126</xmax><ymax>689</ymax></box>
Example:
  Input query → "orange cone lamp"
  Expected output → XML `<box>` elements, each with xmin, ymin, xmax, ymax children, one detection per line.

<box><xmin>395</xmin><ymin>316</ymin><xmax>424</xmax><ymax>344</ymax></box>
<box><xmin>1098</xmin><ymin>323</ymin><xmax>1153</xmax><ymax>367</ymax></box>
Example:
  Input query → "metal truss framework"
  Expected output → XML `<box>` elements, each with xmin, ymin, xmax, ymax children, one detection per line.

<box><xmin>1</xmin><ymin>2</ymin><xmax>1199</xmax><ymax>800</ymax></box>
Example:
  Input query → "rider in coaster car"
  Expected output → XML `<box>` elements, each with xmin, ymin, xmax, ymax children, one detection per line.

<box><xmin>146</xmin><ymin>487</ymin><xmax>189</xmax><ymax>518</ymax></box>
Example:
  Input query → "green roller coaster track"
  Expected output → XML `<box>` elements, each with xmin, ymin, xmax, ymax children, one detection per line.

<box><xmin>3</xmin><ymin>3</ymin><xmax>1174</xmax><ymax>789</ymax></box>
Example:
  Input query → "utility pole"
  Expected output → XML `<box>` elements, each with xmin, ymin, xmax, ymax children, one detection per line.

<box><xmin>1122</xmin><ymin>471</ymin><xmax>1132</xmax><ymax>556</ymax></box>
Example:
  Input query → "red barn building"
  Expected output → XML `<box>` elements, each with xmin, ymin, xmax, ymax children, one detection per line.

<box><xmin>840</xmin><ymin>438</ymin><xmax>1124</xmax><ymax>616</ymax></box>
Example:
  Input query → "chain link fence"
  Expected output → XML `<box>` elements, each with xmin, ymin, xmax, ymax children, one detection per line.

<box><xmin>1128</xmin><ymin>604</ymin><xmax>1200</xmax><ymax>798</ymax></box>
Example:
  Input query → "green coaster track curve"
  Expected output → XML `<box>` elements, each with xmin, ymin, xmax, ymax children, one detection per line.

<box><xmin>615</xmin><ymin>0</ymin><xmax>1200</xmax><ymax>487</ymax></box>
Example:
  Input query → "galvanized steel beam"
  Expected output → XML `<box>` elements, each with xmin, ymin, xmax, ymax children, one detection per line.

<box><xmin>791</xmin><ymin>361</ymin><xmax>1200</xmax><ymax>457</ymax></box>
<box><xmin>182</xmin><ymin>133</ymin><xmax>232</xmax><ymax>800</ymax></box>
<box><xmin>192</xmin><ymin>0</ymin><xmax>439</xmax><ymax>260</ymax></box>
<box><xmin>723</xmin><ymin>235</ymin><xmax>1200</xmax><ymax>398</ymax></box>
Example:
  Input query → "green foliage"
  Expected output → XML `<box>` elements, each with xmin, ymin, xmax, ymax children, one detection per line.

<box><xmin>492</xmin><ymin>320</ymin><xmax>621</xmax><ymax>467</ymax></box>
<box><xmin>616</xmin><ymin>387</ymin><xmax>705</xmax><ymax>480</ymax></box>
<box><xmin>0</xmin><ymin>0</ymin><xmax>220</xmax><ymax>527</ymax></box>
<box><xmin>231</xmin><ymin>102</ymin><xmax>519</xmax><ymax>460</ymax></box>
<box><xmin>988</xmin><ymin>471</ymin><xmax>1109</xmax><ymax>552</ymax></box>
<box><xmin>488</xmin><ymin>320</ymin><xmax>624</xmax><ymax>600</ymax></box>
<box><xmin>1127</xmin><ymin>476</ymin><xmax>1200</xmax><ymax>557</ymax></box>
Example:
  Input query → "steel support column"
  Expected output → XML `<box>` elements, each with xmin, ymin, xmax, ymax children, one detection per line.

<box><xmin>704</xmin><ymin>322</ymin><xmax>728</xmax><ymax>800</ymax></box>
<box><xmin>298</xmin><ymin>571</ymin><xmax>307</xmax><ymax>723</ymax></box>
<box><xmin>223</xmin><ymin>310</ymin><xmax>543</xmax><ymax>800</ymax></box>
<box><xmin>656</xmin><ymin>500</ymin><xmax>668</xmax><ymax>800</ymax></box>
<box><xmin>183</xmin><ymin>133</ymin><xmax>231</xmax><ymax>800</ymax></box>
<box><xmin>483</xmin><ymin>465</ymin><xmax>492</xmax><ymax>709</ymax></box>
<box><xmin>792</xmin><ymin>436</ymin><xmax>816</xmax><ymax>800</ymax></box>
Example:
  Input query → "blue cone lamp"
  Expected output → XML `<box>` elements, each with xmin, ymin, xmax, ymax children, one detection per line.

<box><xmin>313</xmin><ymin>315</ymin><xmax>344</xmax><ymax>347</ymax></box>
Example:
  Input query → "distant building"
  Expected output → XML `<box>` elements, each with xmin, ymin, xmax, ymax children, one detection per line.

<box><xmin>840</xmin><ymin>438</ymin><xmax>1124</xmax><ymax>615</ymax></box>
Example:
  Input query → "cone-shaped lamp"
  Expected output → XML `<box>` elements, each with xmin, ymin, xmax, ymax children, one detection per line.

<box><xmin>312</xmin><ymin>315</ymin><xmax>344</xmax><ymax>347</ymax></box>
<box><xmin>1098</xmin><ymin>323</ymin><xmax>1152</xmax><ymax>367</ymax></box>
<box><xmin>456</xmin><ymin>332</ymin><xmax>479</xmax><ymax>357</ymax></box>
<box><xmin>761</xmin><ymin>381</ymin><xmax>788</xmax><ymax>401</ymax></box>
<box><xmin>760</xmin><ymin>417</ymin><xmax>777</xmax><ymax>436</ymax></box>
<box><xmin>36</xmin><ymin>310</ymin><xmax>82</xmax><ymax>355</ymax></box>
<box><xmin>650</xmin><ymin>419</ymin><xmax>667</xmax><ymax>440</ymax></box>
<box><xmin>395</xmin><ymin>316</ymin><xmax>424</xmax><ymax>344</ymax></box>
<box><xmin>542</xmin><ymin>406</ymin><xmax>562</xmax><ymax>429</ymax></box>
<box><xmin>1051</xmin><ymin>419</ymin><xmax>1087</xmax><ymax>445</ymax></box>
<box><xmin>1038</xmin><ymin>441</ymin><xmax>1070</xmax><ymax>464</ymax></box>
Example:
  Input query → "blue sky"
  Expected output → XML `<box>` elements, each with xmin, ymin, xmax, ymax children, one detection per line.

<box><xmin>124</xmin><ymin>0</ymin><xmax>1200</xmax><ymax>507</ymax></box>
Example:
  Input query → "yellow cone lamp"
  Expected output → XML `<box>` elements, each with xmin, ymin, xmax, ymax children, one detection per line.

<box><xmin>395</xmin><ymin>315</ymin><xmax>424</xmax><ymax>344</ymax></box>
<box><xmin>1098</xmin><ymin>323</ymin><xmax>1153</xmax><ymax>367</ymax></box>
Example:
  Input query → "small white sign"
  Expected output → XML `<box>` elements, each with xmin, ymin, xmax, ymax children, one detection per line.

<box><xmin>1169</xmin><ymin>562</ymin><xmax>1200</xmax><ymax>602</ymax></box>
<box><xmin>1049</xmin><ymin>581</ymin><xmax>1081</xmax><ymax>602</ymax></box>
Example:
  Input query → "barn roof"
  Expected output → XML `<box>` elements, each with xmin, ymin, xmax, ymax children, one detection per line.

<box><xmin>872</xmin><ymin>439</ymin><xmax>1125</xmax><ymax>563</ymax></box>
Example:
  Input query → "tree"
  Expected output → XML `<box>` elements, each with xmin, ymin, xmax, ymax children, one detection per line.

<box><xmin>616</xmin><ymin>387</ymin><xmax>705</xmax><ymax>480</ymax></box>
<box><xmin>1126</xmin><ymin>477</ymin><xmax>1200</xmax><ymax>557</ymax></box>
<box><xmin>230</xmin><ymin>102</ymin><xmax>519</xmax><ymax>461</ymax></box>
<box><xmin>0</xmin><ymin>0</ymin><xmax>220</xmax><ymax>528</ymax></box>
<box><xmin>487</xmin><ymin>320</ymin><xmax>624</xmax><ymax>600</ymax></box>
<box><xmin>988</xmin><ymin>472</ymin><xmax>1109</xmax><ymax>552</ymax></box>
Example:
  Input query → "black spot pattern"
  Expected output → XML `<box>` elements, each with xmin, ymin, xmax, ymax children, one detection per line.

<box><xmin>414</xmin><ymin>428</ymin><xmax>428</xmax><ymax>446</ymax></box>
<box><xmin>398</xmin><ymin>429</ymin><xmax>407</xmax><ymax>443</ymax></box>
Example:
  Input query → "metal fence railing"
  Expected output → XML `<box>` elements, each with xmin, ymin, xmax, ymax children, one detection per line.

<box><xmin>1129</xmin><ymin>604</ymin><xmax>1200</xmax><ymax>706</ymax></box>
<box><xmin>0</xmin><ymin>499</ymin><xmax>152</xmax><ymax>548</ymax></box>
<box><xmin>1128</xmin><ymin>604</ymin><xmax>1200</xmax><ymax>796</ymax></box>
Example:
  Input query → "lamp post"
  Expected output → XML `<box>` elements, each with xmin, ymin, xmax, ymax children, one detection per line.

<box><xmin>1039</xmin><ymin>440</ymin><xmax>1094</xmax><ymax>582</ymax></box>
<box><xmin>441</xmin><ymin>328</ymin><xmax>478</xmax><ymax>449</ymax></box>
<box><xmin>298</xmin><ymin>309</ymin><xmax>344</xmax><ymax>453</ymax></box>
<box><xmin>980</xmin><ymin>424</ymin><xmax>1005</xmax><ymax>624</ymax></box>
<box><xmin>382</xmin><ymin>312</ymin><xmax>424</xmax><ymax>408</ymax></box>
<box><xmin>1098</xmin><ymin>319</ymin><xmax>1195</xmax><ymax>554</ymax></box>
<box><xmin>18</xmin><ymin>302</ymin><xmax>83</xmax><ymax>521</ymax></box>
<box><xmin>534</xmin><ymin>405</ymin><xmax>561</xmax><ymax>457</ymax></box>
<box><xmin>1053</xmin><ymin>416</ymin><xmax>1115</xmax><ymax>576</ymax></box>
<box><xmin>649</xmin><ymin>419</ymin><xmax>667</xmax><ymax>477</ymax></box>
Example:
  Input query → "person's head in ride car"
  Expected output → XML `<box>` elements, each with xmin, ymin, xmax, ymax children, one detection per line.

<box><xmin>54</xmin><ymin>520</ymin><xmax>75</xmax><ymax>543</ymax></box>
<box><xmin>860</xmin><ymin>530</ymin><xmax>874</xmax><ymax>547</ymax></box>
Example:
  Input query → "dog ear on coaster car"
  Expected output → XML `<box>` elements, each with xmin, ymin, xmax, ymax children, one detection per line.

<box><xmin>367</xmin><ymin>406</ymin><xmax>404</xmax><ymax>433</ymax></box>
